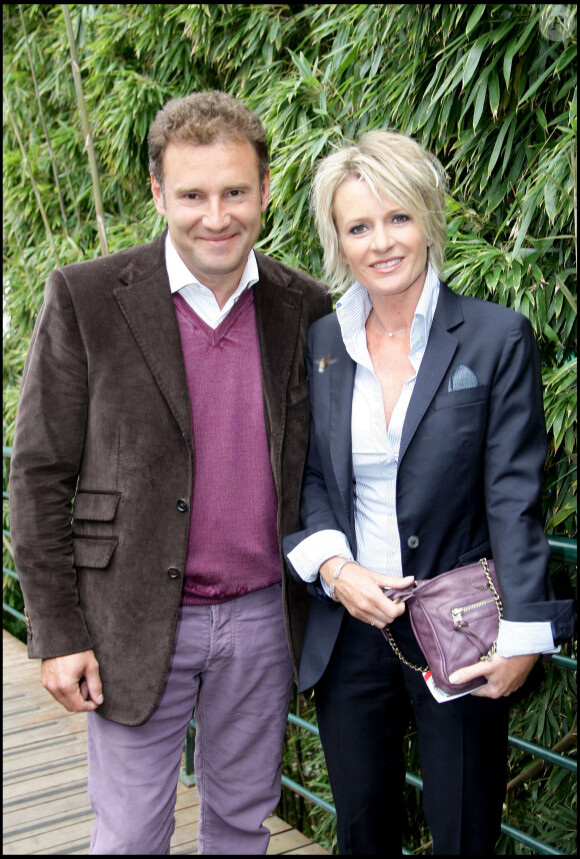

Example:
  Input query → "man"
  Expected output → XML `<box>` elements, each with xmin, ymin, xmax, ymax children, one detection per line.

<box><xmin>9</xmin><ymin>90</ymin><xmax>331</xmax><ymax>854</ymax></box>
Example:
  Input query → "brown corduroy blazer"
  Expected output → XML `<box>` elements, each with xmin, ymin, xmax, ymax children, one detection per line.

<box><xmin>9</xmin><ymin>232</ymin><xmax>331</xmax><ymax>725</ymax></box>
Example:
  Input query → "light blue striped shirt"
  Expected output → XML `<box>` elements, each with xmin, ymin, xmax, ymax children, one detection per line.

<box><xmin>288</xmin><ymin>265</ymin><xmax>556</xmax><ymax>657</ymax></box>
<box><xmin>345</xmin><ymin>264</ymin><xmax>440</xmax><ymax>575</ymax></box>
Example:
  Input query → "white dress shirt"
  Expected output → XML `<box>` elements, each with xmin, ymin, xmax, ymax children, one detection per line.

<box><xmin>165</xmin><ymin>233</ymin><xmax>259</xmax><ymax>328</ymax></box>
<box><xmin>288</xmin><ymin>265</ymin><xmax>556</xmax><ymax>657</ymax></box>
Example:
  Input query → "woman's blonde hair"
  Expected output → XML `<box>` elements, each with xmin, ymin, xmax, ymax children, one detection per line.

<box><xmin>310</xmin><ymin>130</ymin><xmax>447</xmax><ymax>293</ymax></box>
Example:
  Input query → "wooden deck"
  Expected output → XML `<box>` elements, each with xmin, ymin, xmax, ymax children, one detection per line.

<box><xmin>3</xmin><ymin>630</ymin><xmax>329</xmax><ymax>855</ymax></box>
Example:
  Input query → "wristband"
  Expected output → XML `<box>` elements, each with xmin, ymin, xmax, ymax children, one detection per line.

<box><xmin>328</xmin><ymin>558</ymin><xmax>356</xmax><ymax>601</ymax></box>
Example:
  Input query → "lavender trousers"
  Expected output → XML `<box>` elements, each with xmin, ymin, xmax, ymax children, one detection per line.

<box><xmin>86</xmin><ymin>583</ymin><xmax>294</xmax><ymax>854</ymax></box>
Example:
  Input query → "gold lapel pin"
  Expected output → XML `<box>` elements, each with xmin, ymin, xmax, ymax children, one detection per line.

<box><xmin>317</xmin><ymin>354</ymin><xmax>337</xmax><ymax>373</ymax></box>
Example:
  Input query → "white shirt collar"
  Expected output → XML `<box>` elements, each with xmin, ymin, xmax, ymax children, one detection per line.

<box><xmin>336</xmin><ymin>263</ymin><xmax>440</xmax><ymax>367</ymax></box>
<box><xmin>164</xmin><ymin>233</ymin><xmax>259</xmax><ymax>328</ymax></box>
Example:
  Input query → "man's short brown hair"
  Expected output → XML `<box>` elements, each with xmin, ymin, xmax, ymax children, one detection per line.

<box><xmin>148</xmin><ymin>90</ymin><xmax>269</xmax><ymax>187</ymax></box>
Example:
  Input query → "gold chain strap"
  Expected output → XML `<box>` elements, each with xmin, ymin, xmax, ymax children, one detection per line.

<box><xmin>480</xmin><ymin>557</ymin><xmax>503</xmax><ymax>659</ymax></box>
<box><xmin>383</xmin><ymin>559</ymin><xmax>502</xmax><ymax>671</ymax></box>
<box><xmin>383</xmin><ymin>626</ymin><xmax>427</xmax><ymax>673</ymax></box>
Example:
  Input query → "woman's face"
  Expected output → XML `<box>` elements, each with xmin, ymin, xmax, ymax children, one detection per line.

<box><xmin>333</xmin><ymin>176</ymin><xmax>429</xmax><ymax>303</ymax></box>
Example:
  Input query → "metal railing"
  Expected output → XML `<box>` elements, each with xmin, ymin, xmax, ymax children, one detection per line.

<box><xmin>3</xmin><ymin>445</ymin><xmax>577</xmax><ymax>854</ymax></box>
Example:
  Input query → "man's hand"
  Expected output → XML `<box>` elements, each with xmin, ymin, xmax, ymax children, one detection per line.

<box><xmin>449</xmin><ymin>653</ymin><xmax>540</xmax><ymax>698</ymax></box>
<box><xmin>40</xmin><ymin>650</ymin><xmax>104</xmax><ymax>712</ymax></box>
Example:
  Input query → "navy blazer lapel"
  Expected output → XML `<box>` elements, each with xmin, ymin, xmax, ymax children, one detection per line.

<box><xmin>326</xmin><ymin>321</ymin><xmax>356</xmax><ymax>531</ymax></box>
<box><xmin>399</xmin><ymin>284</ymin><xmax>463</xmax><ymax>464</ymax></box>
<box><xmin>113</xmin><ymin>235</ymin><xmax>193</xmax><ymax>453</ymax></box>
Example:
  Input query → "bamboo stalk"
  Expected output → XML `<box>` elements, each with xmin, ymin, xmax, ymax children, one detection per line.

<box><xmin>62</xmin><ymin>4</ymin><xmax>108</xmax><ymax>256</ymax></box>
<box><xmin>18</xmin><ymin>4</ymin><xmax>69</xmax><ymax>227</ymax></box>
<box><xmin>506</xmin><ymin>720</ymin><xmax>577</xmax><ymax>794</ymax></box>
<box><xmin>4</xmin><ymin>91</ymin><xmax>61</xmax><ymax>268</ymax></box>
<box><xmin>3</xmin><ymin>533</ymin><xmax>14</xmax><ymax>560</ymax></box>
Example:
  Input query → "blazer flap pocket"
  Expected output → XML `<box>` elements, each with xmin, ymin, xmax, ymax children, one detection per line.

<box><xmin>73</xmin><ymin>491</ymin><xmax>121</xmax><ymax>522</ymax></box>
<box><xmin>73</xmin><ymin>536</ymin><xmax>118</xmax><ymax>569</ymax></box>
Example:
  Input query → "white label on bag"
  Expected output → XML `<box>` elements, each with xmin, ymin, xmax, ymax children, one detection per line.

<box><xmin>423</xmin><ymin>671</ymin><xmax>475</xmax><ymax>703</ymax></box>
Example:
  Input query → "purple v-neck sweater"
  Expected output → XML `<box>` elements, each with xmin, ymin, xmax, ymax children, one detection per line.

<box><xmin>173</xmin><ymin>289</ymin><xmax>281</xmax><ymax>604</ymax></box>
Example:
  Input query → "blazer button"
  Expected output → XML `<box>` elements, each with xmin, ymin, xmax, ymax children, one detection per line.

<box><xmin>407</xmin><ymin>535</ymin><xmax>420</xmax><ymax>549</ymax></box>
<box><xmin>176</xmin><ymin>499</ymin><xmax>189</xmax><ymax>513</ymax></box>
<box><xmin>167</xmin><ymin>567</ymin><xmax>180</xmax><ymax>580</ymax></box>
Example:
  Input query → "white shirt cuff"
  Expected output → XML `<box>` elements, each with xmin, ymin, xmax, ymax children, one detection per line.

<box><xmin>287</xmin><ymin>530</ymin><xmax>353</xmax><ymax>582</ymax></box>
<box><xmin>496</xmin><ymin>619</ymin><xmax>558</xmax><ymax>657</ymax></box>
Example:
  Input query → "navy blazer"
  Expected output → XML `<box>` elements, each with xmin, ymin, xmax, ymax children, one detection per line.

<box><xmin>284</xmin><ymin>283</ymin><xmax>574</xmax><ymax>694</ymax></box>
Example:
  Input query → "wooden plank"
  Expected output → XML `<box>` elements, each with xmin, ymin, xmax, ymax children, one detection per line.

<box><xmin>267</xmin><ymin>828</ymin><xmax>316</xmax><ymax>853</ymax></box>
<box><xmin>284</xmin><ymin>843</ymin><xmax>333</xmax><ymax>855</ymax></box>
<box><xmin>3</xmin><ymin>767</ymin><xmax>90</xmax><ymax>802</ymax></box>
<box><xmin>264</xmin><ymin>814</ymin><xmax>294</xmax><ymax>835</ymax></box>
<box><xmin>4</xmin><ymin>788</ymin><xmax>92</xmax><ymax>828</ymax></box>
<box><xmin>3</xmin><ymin>779</ymin><xmax>89</xmax><ymax>814</ymax></box>
<box><xmin>4</xmin><ymin>735</ymin><xmax>88</xmax><ymax>773</ymax></box>
<box><xmin>7</xmin><ymin>819</ymin><xmax>95</xmax><ymax>854</ymax></box>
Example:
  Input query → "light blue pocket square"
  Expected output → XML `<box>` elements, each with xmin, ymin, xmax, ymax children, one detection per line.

<box><xmin>448</xmin><ymin>363</ymin><xmax>479</xmax><ymax>391</ymax></box>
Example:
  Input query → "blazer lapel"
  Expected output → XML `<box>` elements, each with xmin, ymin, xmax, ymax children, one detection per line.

<box><xmin>253</xmin><ymin>256</ymin><xmax>303</xmax><ymax>474</ymax></box>
<box><xmin>328</xmin><ymin>328</ymin><xmax>356</xmax><ymax>528</ymax></box>
<box><xmin>113</xmin><ymin>236</ymin><xmax>193</xmax><ymax>453</ymax></box>
<box><xmin>399</xmin><ymin>284</ymin><xmax>463</xmax><ymax>464</ymax></box>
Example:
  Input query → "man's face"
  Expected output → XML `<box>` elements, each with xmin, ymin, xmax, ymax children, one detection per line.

<box><xmin>151</xmin><ymin>138</ymin><xmax>270</xmax><ymax>303</ymax></box>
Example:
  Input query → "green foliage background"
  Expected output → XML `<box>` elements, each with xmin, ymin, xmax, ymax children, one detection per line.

<box><xmin>3</xmin><ymin>4</ymin><xmax>577</xmax><ymax>854</ymax></box>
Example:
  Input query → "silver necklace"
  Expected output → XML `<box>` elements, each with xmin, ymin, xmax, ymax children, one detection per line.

<box><xmin>372</xmin><ymin>310</ymin><xmax>411</xmax><ymax>338</ymax></box>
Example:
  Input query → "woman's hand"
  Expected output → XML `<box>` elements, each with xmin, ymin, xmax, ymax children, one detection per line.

<box><xmin>319</xmin><ymin>557</ymin><xmax>414</xmax><ymax>627</ymax></box>
<box><xmin>449</xmin><ymin>653</ymin><xmax>540</xmax><ymax>698</ymax></box>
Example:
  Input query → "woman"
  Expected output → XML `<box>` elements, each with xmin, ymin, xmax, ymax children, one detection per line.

<box><xmin>283</xmin><ymin>131</ymin><xmax>573</xmax><ymax>855</ymax></box>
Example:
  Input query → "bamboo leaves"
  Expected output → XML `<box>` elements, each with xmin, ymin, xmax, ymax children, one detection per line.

<box><xmin>463</xmin><ymin>39</ymin><xmax>486</xmax><ymax>87</ymax></box>
<box><xmin>466</xmin><ymin>4</ymin><xmax>487</xmax><ymax>36</ymax></box>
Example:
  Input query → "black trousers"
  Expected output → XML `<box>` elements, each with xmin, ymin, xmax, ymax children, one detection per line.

<box><xmin>314</xmin><ymin>610</ymin><xmax>510</xmax><ymax>855</ymax></box>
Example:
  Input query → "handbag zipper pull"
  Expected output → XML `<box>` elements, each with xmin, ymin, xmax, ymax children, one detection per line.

<box><xmin>451</xmin><ymin>607</ymin><xmax>463</xmax><ymax>624</ymax></box>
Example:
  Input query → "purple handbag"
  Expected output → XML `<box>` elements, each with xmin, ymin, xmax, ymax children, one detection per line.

<box><xmin>381</xmin><ymin>558</ymin><xmax>503</xmax><ymax>696</ymax></box>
